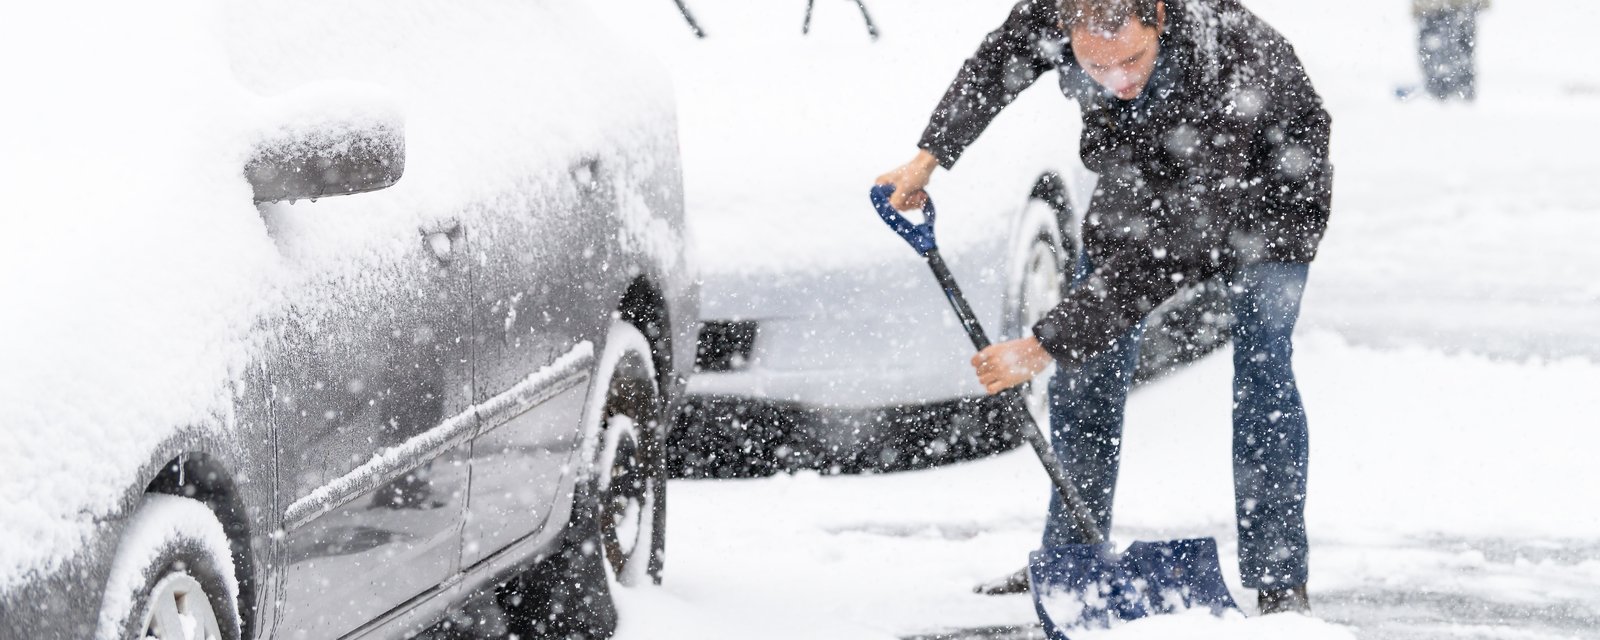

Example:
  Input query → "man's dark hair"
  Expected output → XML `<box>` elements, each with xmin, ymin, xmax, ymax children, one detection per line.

<box><xmin>1057</xmin><ymin>0</ymin><xmax>1161</xmax><ymax>33</ymax></box>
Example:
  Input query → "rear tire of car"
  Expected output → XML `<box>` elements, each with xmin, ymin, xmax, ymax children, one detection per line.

<box><xmin>497</xmin><ymin>320</ymin><xmax>665</xmax><ymax>639</ymax></box>
<box><xmin>590</xmin><ymin>321</ymin><xmax>665</xmax><ymax>587</ymax></box>
<box><xmin>95</xmin><ymin>494</ymin><xmax>241</xmax><ymax>640</ymax></box>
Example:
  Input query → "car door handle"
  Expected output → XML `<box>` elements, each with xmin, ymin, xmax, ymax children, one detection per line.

<box><xmin>421</xmin><ymin>219</ymin><xmax>462</xmax><ymax>263</ymax></box>
<box><xmin>572</xmin><ymin>157</ymin><xmax>602</xmax><ymax>194</ymax></box>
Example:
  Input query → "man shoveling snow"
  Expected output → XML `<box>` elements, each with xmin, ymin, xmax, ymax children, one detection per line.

<box><xmin>876</xmin><ymin>0</ymin><xmax>1332</xmax><ymax>616</ymax></box>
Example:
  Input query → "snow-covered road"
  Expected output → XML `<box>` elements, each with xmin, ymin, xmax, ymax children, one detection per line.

<box><xmin>618</xmin><ymin>336</ymin><xmax>1600</xmax><ymax>639</ymax></box>
<box><xmin>589</xmin><ymin>0</ymin><xmax>1600</xmax><ymax>638</ymax></box>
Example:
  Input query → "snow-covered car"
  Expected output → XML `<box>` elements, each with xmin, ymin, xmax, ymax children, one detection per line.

<box><xmin>595</xmin><ymin>0</ymin><xmax>1230</xmax><ymax>477</ymax></box>
<box><xmin>0</xmin><ymin>2</ymin><xmax>694</xmax><ymax>639</ymax></box>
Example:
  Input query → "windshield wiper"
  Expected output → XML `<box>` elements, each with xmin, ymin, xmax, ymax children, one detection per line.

<box><xmin>802</xmin><ymin>0</ymin><xmax>880</xmax><ymax>41</ymax></box>
<box><xmin>672</xmin><ymin>0</ymin><xmax>705</xmax><ymax>38</ymax></box>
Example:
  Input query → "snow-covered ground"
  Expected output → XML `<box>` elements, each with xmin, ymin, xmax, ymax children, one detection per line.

<box><xmin>591</xmin><ymin>0</ymin><xmax>1600</xmax><ymax>638</ymax></box>
<box><xmin>615</xmin><ymin>338</ymin><xmax>1600</xmax><ymax>639</ymax></box>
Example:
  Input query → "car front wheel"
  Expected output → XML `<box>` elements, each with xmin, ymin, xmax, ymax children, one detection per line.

<box><xmin>96</xmin><ymin>494</ymin><xmax>240</xmax><ymax>640</ymax></box>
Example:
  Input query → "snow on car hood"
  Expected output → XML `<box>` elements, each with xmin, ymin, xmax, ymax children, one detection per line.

<box><xmin>0</xmin><ymin>0</ymin><xmax>676</xmax><ymax>590</ymax></box>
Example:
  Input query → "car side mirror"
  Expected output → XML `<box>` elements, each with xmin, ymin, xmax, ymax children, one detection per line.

<box><xmin>246</xmin><ymin>115</ymin><xmax>405</xmax><ymax>204</ymax></box>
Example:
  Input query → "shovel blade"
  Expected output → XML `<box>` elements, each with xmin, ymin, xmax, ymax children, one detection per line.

<box><xmin>1028</xmin><ymin>538</ymin><xmax>1238</xmax><ymax>640</ymax></box>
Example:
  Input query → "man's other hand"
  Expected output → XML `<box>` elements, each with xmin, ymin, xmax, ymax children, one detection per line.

<box><xmin>874</xmin><ymin>149</ymin><xmax>941</xmax><ymax>211</ymax></box>
<box><xmin>971</xmin><ymin>337</ymin><xmax>1054</xmax><ymax>395</ymax></box>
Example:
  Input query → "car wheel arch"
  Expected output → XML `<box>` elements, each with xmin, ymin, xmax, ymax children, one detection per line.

<box><xmin>97</xmin><ymin>436</ymin><xmax>264</xmax><ymax>640</ymax></box>
<box><xmin>141</xmin><ymin>451</ymin><xmax>260</xmax><ymax>640</ymax></box>
<box><xmin>617</xmin><ymin>275</ymin><xmax>677</xmax><ymax>395</ymax></box>
<box><xmin>1027</xmin><ymin>171</ymin><xmax>1078</xmax><ymax>250</ymax></box>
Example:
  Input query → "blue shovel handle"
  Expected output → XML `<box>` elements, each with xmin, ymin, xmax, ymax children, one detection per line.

<box><xmin>869</xmin><ymin>184</ymin><xmax>937</xmax><ymax>256</ymax></box>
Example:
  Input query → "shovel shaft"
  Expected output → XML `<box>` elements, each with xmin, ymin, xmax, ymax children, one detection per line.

<box><xmin>923</xmin><ymin>250</ymin><xmax>1106</xmax><ymax>545</ymax></box>
<box><xmin>925</xmin><ymin>251</ymin><xmax>990</xmax><ymax>351</ymax></box>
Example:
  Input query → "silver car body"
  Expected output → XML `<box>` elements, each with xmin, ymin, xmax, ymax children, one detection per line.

<box><xmin>0</xmin><ymin>1</ymin><xmax>694</xmax><ymax>637</ymax></box>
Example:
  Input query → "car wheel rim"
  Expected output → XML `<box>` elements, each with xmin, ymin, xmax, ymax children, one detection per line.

<box><xmin>141</xmin><ymin>572</ymin><xmax>223</xmax><ymax>640</ymax></box>
<box><xmin>1019</xmin><ymin>237</ymin><xmax>1062</xmax><ymax>421</ymax></box>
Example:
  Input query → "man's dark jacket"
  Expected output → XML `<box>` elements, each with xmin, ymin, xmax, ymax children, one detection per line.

<box><xmin>918</xmin><ymin>0</ymin><xmax>1332</xmax><ymax>365</ymax></box>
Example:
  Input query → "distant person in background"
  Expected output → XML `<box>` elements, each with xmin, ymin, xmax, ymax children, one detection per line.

<box><xmin>1414</xmin><ymin>0</ymin><xmax>1489</xmax><ymax>100</ymax></box>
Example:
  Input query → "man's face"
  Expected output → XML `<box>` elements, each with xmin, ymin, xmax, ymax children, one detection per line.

<box><xmin>1069</xmin><ymin>4</ymin><xmax>1165</xmax><ymax>101</ymax></box>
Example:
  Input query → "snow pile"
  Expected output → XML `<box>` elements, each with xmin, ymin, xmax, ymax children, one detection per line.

<box><xmin>0</xmin><ymin>0</ymin><xmax>675</xmax><ymax>590</ymax></box>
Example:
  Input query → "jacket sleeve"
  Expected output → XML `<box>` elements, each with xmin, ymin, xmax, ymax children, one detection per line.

<box><xmin>917</xmin><ymin>0</ymin><xmax>1063</xmax><ymax>168</ymax></box>
<box><xmin>1029</xmin><ymin>242</ymin><xmax>1183</xmax><ymax>366</ymax></box>
<box><xmin>1027</xmin><ymin>177</ymin><xmax>1232</xmax><ymax>365</ymax></box>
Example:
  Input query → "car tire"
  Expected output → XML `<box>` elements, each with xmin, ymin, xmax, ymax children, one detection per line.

<box><xmin>95</xmin><ymin>494</ymin><xmax>241</xmax><ymax>640</ymax></box>
<box><xmin>589</xmin><ymin>320</ymin><xmax>665</xmax><ymax>587</ymax></box>
<box><xmin>497</xmin><ymin>320</ymin><xmax>666</xmax><ymax>638</ymax></box>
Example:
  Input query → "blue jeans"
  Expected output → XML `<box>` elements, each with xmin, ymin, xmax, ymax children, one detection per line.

<box><xmin>1040</xmin><ymin>261</ymin><xmax>1310</xmax><ymax>590</ymax></box>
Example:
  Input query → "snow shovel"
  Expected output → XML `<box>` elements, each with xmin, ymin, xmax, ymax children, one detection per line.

<box><xmin>868</xmin><ymin>185</ymin><xmax>1238</xmax><ymax>638</ymax></box>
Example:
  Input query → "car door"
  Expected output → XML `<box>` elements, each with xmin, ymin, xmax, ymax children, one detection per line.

<box><xmin>459</xmin><ymin>162</ymin><xmax>608</xmax><ymax>568</ymax></box>
<box><xmin>265</xmin><ymin>208</ymin><xmax>475</xmax><ymax>639</ymax></box>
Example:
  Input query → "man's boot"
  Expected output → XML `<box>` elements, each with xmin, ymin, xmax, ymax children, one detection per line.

<box><xmin>1257</xmin><ymin>584</ymin><xmax>1310</xmax><ymax>615</ymax></box>
<box><xmin>972</xmin><ymin>567</ymin><xmax>1029</xmax><ymax>595</ymax></box>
